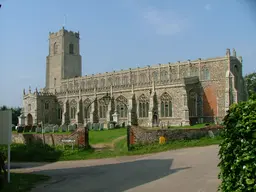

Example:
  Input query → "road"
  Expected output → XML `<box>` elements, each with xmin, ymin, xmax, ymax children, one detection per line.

<box><xmin>13</xmin><ymin>145</ymin><xmax>220</xmax><ymax>192</ymax></box>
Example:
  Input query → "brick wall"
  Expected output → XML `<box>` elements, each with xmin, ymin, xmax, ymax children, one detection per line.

<box><xmin>130</xmin><ymin>125</ymin><xmax>223</xmax><ymax>144</ymax></box>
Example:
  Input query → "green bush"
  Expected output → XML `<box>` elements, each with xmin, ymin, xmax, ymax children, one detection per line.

<box><xmin>218</xmin><ymin>99</ymin><xmax>256</xmax><ymax>192</ymax></box>
<box><xmin>0</xmin><ymin>143</ymin><xmax>63</xmax><ymax>162</ymax></box>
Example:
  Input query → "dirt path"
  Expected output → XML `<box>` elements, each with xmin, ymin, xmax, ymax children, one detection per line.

<box><xmin>90</xmin><ymin>135</ymin><xmax>126</xmax><ymax>151</ymax></box>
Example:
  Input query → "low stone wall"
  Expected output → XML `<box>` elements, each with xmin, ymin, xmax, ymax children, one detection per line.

<box><xmin>130</xmin><ymin>125</ymin><xmax>223</xmax><ymax>145</ymax></box>
<box><xmin>12</xmin><ymin>127</ymin><xmax>89</xmax><ymax>147</ymax></box>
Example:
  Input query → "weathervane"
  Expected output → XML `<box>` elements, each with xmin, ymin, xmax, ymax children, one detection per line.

<box><xmin>63</xmin><ymin>14</ymin><xmax>67</xmax><ymax>28</ymax></box>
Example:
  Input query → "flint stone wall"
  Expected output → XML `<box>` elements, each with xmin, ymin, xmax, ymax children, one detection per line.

<box><xmin>130</xmin><ymin>125</ymin><xmax>223</xmax><ymax>144</ymax></box>
<box><xmin>12</xmin><ymin>126</ymin><xmax>89</xmax><ymax>147</ymax></box>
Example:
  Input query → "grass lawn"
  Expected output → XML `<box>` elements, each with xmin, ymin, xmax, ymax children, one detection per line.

<box><xmin>89</xmin><ymin>128</ymin><xmax>126</xmax><ymax>144</ymax></box>
<box><xmin>0</xmin><ymin>173</ymin><xmax>50</xmax><ymax>192</ymax></box>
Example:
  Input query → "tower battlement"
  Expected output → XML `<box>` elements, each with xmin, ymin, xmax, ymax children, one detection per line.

<box><xmin>49</xmin><ymin>27</ymin><xmax>79</xmax><ymax>39</ymax></box>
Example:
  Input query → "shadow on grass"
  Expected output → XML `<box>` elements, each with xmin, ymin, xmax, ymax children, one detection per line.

<box><xmin>0</xmin><ymin>173</ymin><xmax>50</xmax><ymax>192</ymax></box>
<box><xmin>32</xmin><ymin>159</ymin><xmax>190</xmax><ymax>192</ymax></box>
<box><xmin>0</xmin><ymin>143</ymin><xmax>63</xmax><ymax>165</ymax></box>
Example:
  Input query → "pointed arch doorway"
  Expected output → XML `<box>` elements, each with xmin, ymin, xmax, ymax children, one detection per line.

<box><xmin>27</xmin><ymin>114</ymin><xmax>33</xmax><ymax>126</ymax></box>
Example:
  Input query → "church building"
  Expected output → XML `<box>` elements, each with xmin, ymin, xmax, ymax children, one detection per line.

<box><xmin>20</xmin><ymin>27</ymin><xmax>248</xmax><ymax>127</ymax></box>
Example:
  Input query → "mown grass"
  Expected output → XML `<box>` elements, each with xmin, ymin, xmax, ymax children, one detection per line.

<box><xmin>0</xmin><ymin>173</ymin><xmax>50</xmax><ymax>192</ymax></box>
<box><xmin>89</xmin><ymin>128</ymin><xmax>126</xmax><ymax>144</ymax></box>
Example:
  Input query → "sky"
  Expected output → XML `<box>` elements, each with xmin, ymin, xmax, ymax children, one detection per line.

<box><xmin>0</xmin><ymin>0</ymin><xmax>256</xmax><ymax>107</ymax></box>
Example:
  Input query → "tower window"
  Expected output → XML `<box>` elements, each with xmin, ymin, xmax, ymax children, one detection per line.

<box><xmin>69</xmin><ymin>43</ymin><xmax>74</xmax><ymax>54</ymax></box>
<box><xmin>53</xmin><ymin>42</ymin><xmax>58</xmax><ymax>55</ymax></box>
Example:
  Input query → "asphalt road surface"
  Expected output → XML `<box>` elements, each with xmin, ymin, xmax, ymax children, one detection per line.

<box><xmin>13</xmin><ymin>145</ymin><xmax>220</xmax><ymax>192</ymax></box>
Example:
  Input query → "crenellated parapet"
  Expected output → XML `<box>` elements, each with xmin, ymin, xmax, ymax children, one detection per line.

<box><xmin>49</xmin><ymin>27</ymin><xmax>79</xmax><ymax>39</ymax></box>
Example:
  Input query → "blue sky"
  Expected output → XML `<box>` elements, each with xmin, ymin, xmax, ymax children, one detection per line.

<box><xmin>0</xmin><ymin>0</ymin><xmax>256</xmax><ymax>107</ymax></box>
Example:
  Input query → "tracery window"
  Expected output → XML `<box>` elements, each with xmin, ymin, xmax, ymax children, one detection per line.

<box><xmin>94</xmin><ymin>79</ymin><xmax>98</xmax><ymax>88</ymax></box>
<box><xmin>108</xmin><ymin>77</ymin><xmax>113</xmax><ymax>86</ymax></box>
<box><xmin>70</xmin><ymin>100</ymin><xmax>77</xmax><ymax>119</ymax></box>
<box><xmin>116</xmin><ymin>95</ymin><xmax>128</xmax><ymax>118</ymax></box>
<box><xmin>161</xmin><ymin>70</ymin><xmax>168</xmax><ymax>81</ymax></box>
<box><xmin>201</xmin><ymin>68</ymin><xmax>210</xmax><ymax>80</ymax></box>
<box><xmin>100</xmin><ymin>78</ymin><xmax>105</xmax><ymax>87</ymax></box>
<box><xmin>139</xmin><ymin>73</ymin><xmax>147</xmax><ymax>83</ymax></box>
<box><xmin>160</xmin><ymin>92</ymin><xmax>172</xmax><ymax>117</ymax></box>
<box><xmin>138</xmin><ymin>94</ymin><xmax>149</xmax><ymax>118</ymax></box>
<box><xmin>83</xmin><ymin>99</ymin><xmax>91</xmax><ymax>119</ymax></box>
<box><xmin>99</xmin><ymin>98</ymin><xmax>108</xmax><ymax>118</ymax></box>
<box><xmin>122</xmin><ymin>76</ymin><xmax>128</xmax><ymax>85</ymax></box>
<box><xmin>190</xmin><ymin>67</ymin><xmax>199</xmax><ymax>77</ymax></box>
<box><xmin>57</xmin><ymin>102</ymin><xmax>63</xmax><ymax>120</ymax></box>
<box><xmin>152</xmin><ymin>71</ymin><xmax>158</xmax><ymax>82</ymax></box>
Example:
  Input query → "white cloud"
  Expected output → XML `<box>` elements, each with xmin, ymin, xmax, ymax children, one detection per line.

<box><xmin>204</xmin><ymin>4</ymin><xmax>211</xmax><ymax>11</ymax></box>
<box><xmin>142</xmin><ymin>7</ymin><xmax>188</xmax><ymax>36</ymax></box>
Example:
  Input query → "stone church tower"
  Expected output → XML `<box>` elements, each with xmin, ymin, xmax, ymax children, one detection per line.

<box><xmin>45</xmin><ymin>27</ymin><xmax>82</xmax><ymax>93</ymax></box>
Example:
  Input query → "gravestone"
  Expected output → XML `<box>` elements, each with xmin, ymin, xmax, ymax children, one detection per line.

<box><xmin>99</xmin><ymin>123</ymin><xmax>104</xmax><ymax>131</ymax></box>
<box><xmin>109</xmin><ymin>123</ymin><xmax>115</xmax><ymax>129</ymax></box>
<box><xmin>92</xmin><ymin>123</ymin><xmax>98</xmax><ymax>131</ymax></box>
<box><xmin>35</xmin><ymin>127</ymin><xmax>42</xmax><ymax>133</ymax></box>
<box><xmin>44</xmin><ymin>126</ymin><xmax>50</xmax><ymax>133</ymax></box>
<box><xmin>87</xmin><ymin>122</ymin><xmax>92</xmax><ymax>130</ymax></box>
<box><xmin>68</xmin><ymin>124</ymin><xmax>76</xmax><ymax>132</ymax></box>
<box><xmin>208</xmin><ymin>130</ymin><xmax>215</xmax><ymax>138</ymax></box>
<box><xmin>52</xmin><ymin>125</ymin><xmax>59</xmax><ymax>132</ymax></box>
<box><xmin>61</xmin><ymin>124</ymin><xmax>68</xmax><ymax>132</ymax></box>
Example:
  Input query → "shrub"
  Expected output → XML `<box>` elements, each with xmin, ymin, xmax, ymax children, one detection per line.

<box><xmin>218</xmin><ymin>99</ymin><xmax>256</xmax><ymax>192</ymax></box>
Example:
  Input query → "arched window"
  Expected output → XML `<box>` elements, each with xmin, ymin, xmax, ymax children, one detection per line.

<box><xmin>160</xmin><ymin>92</ymin><xmax>172</xmax><ymax>117</ymax></box>
<box><xmin>201</xmin><ymin>68</ymin><xmax>210</xmax><ymax>80</ymax></box>
<box><xmin>161</xmin><ymin>70</ymin><xmax>168</xmax><ymax>81</ymax></box>
<box><xmin>69</xmin><ymin>43</ymin><xmax>74</xmax><ymax>54</ymax></box>
<box><xmin>122</xmin><ymin>76</ymin><xmax>128</xmax><ymax>85</ymax></box>
<box><xmin>116</xmin><ymin>95</ymin><xmax>128</xmax><ymax>118</ymax></box>
<box><xmin>86</xmin><ymin>80</ymin><xmax>92</xmax><ymax>89</ymax></box>
<box><xmin>94</xmin><ymin>79</ymin><xmax>98</xmax><ymax>88</ymax></box>
<box><xmin>81</xmin><ymin>81</ymin><xmax>85</xmax><ymax>89</ymax></box>
<box><xmin>83</xmin><ymin>99</ymin><xmax>91</xmax><ymax>119</ymax></box>
<box><xmin>190</xmin><ymin>67</ymin><xmax>198</xmax><ymax>77</ymax></box>
<box><xmin>152</xmin><ymin>71</ymin><xmax>158</xmax><ymax>82</ymax></box>
<box><xmin>101</xmin><ymin>78</ymin><xmax>105</xmax><ymax>87</ymax></box>
<box><xmin>139</xmin><ymin>73</ymin><xmax>146</xmax><ymax>83</ymax></box>
<box><xmin>74</xmin><ymin>81</ymin><xmax>79</xmax><ymax>90</ymax></box>
<box><xmin>70</xmin><ymin>100</ymin><xmax>77</xmax><ymax>119</ymax></box>
<box><xmin>53</xmin><ymin>42</ymin><xmax>58</xmax><ymax>55</ymax></box>
<box><xmin>99</xmin><ymin>98</ymin><xmax>108</xmax><ymax>118</ymax></box>
<box><xmin>108</xmin><ymin>77</ymin><xmax>113</xmax><ymax>86</ymax></box>
<box><xmin>132</xmin><ymin>73</ymin><xmax>137</xmax><ymax>84</ymax></box>
<box><xmin>69</xmin><ymin>83</ymin><xmax>73</xmax><ymax>90</ymax></box>
<box><xmin>57</xmin><ymin>102</ymin><xmax>63</xmax><ymax>120</ymax></box>
<box><xmin>115</xmin><ymin>76</ymin><xmax>121</xmax><ymax>86</ymax></box>
<box><xmin>138</xmin><ymin>94</ymin><xmax>149</xmax><ymax>118</ymax></box>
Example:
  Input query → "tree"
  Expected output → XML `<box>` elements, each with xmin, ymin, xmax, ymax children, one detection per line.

<box><xmin>0</xmin><ymin>106</ymin><xmax>21</xmax><ymax>125</ymax></box>
<box><xmin>218</xmin><ymin>97</ymin><xmax>256</xmax><ymax>191</ymax></box>
<box><xmin>244</xmin><ymin>72</ymin><xmax>256</xmax><ymax>97</ymax></box>
<box><xmin>0</xmin><ymin>106</ymin><xmax>7</xmax><ymax>110</ymax></box>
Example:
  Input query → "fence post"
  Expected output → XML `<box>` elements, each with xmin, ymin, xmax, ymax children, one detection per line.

<box><xmin>127</xmin><ymin>125</ymin><xmax>131</xmax><ymax>151</ymax></box>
